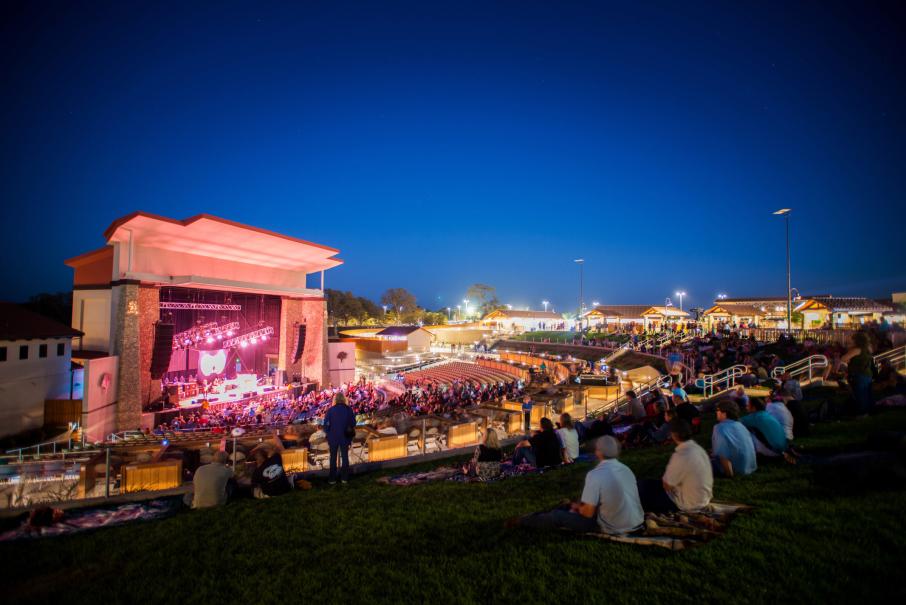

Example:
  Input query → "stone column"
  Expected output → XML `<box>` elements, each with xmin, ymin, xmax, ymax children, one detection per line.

<box><xmin>110</xmin><ymin>282</ymin><xmax>159</xmax><ymax>431</ymax></box>
<box><xmin>278</xmin><ymin>296</ymin><xmax>328</xmax><ymax>388</ymax></box>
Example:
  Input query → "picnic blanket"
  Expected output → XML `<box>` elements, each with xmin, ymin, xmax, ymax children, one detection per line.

<box><xmin>0</xmin><ymin>498</ymin><xmax>181</xmax><ymax>542</ymax></box>
<box><xmin>583</xmin><ymin>502</ymin><xmax>751</xmax><ymax>550</ymax></box>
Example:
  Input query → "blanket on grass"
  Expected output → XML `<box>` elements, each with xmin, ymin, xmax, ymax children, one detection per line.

<box><xmin>582</xmin><ymin>502</ymin><xmax>751</xmax><ymax>550</ymax></box>
<box><xmin>0</xmin><ymin>498</ymin><xmax>181</xmax><ymax>542</ymax></box>
<box><xmin>377</xmin><ymin>454</ymin><xmax>596</xmax><ymax>486</ymax></box>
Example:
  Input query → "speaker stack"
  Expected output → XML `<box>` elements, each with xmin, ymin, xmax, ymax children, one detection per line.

<box><xmin>292</xmin><ymin>323</ymin><xmax>307</xmax><ymax>363</ymax></box>
<box><xmin>150</xmin><ymin>323</ymin><xmax>175</xmax><ymax>379</ymax></box>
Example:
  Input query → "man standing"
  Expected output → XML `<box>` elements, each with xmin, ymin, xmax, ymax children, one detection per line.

<box><xmin>511</xmin><ymin>436</ymin><xmax>644</xmax><ymax>534</ymax></box>
<box><xmin>638</xmin><ymin>418</ymin><xmax>713</xmax><ymax>513</ymax></box>
<box><xmin>711</xmin><ymin>400</ymin><xmax>757</xmax><ymax>477</ymax></box>
<box><xmin>521</xmin><ymin>395</ymin><xmax>533</xmax><ymax>432</ymax></box>
<box><xmin>324</xmin><ymin>392</ymin><xmax>356</xmax><ymax>485</ymax></box>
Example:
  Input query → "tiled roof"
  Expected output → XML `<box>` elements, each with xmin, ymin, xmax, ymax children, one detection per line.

<box><xmin>0</xmin><ymin>302</ymin><xmax>83</xmax><ymax>341</ymax></box>
<box><xmin>799</xmin><ymin>296</ymin><xmax>894</xmax><ymax>313</ymax></box>
<box><xmin>584</xmin><ymin>305</ymin><xmax>651</xmax><ymax>319</ymax></box>
<box><xmin>483</xmin><ymin>310</ymin><xmax>561</xmax><ymax>319</ymax></box>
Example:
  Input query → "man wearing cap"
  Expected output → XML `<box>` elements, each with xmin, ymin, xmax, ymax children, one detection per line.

<box><xmin>509</xmin><ymin>436</ymin><xmax>644</xmax><ymax>535</ymax></box>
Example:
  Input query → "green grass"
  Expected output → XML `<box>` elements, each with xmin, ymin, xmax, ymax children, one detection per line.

<box><xmin>4</xmin><ymin>411</ymin><xmax>906</xmax><ymax>605</ymax></box>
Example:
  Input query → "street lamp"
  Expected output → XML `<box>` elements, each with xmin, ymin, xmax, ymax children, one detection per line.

<box><xmin>773</xmin><ymin>208</ymin><xmax>792</xmax><ymax>332</ymax></box>
<box><xmin>574</xmin><ymin>259</ymin><xmax>585</xmax><ymax>328</ymax></box>
<box><xmin>542</xmin><ymin>300</ymin><xmax>549</xmax><ymax>312</ymax></box>
<box><xmin>456</xmin><ymin>304</ymin><xmax>461</xmax><ymax>320</ymax></box>
<box><xmin>675</xmin><ymin>291</ymin><xmax>686</xmax><ymax>312</ymax></box>
<box><xmin>717</xmin><ymin>293</ymin><xmax>727</xmax><ymax>300</ymax></box>
<box><xmin>382</xmin><ymin>305</ymin><xmax>388</xmax><ymax>316</ymax></box>
<box><xmin>447</xmin><ymin>306</ymin><xmax>452</xmax><ymax>320</ymax></box>
<box><xmin>592</xmin><ymin>301</ymin><xmax>600</xmax><ymax>307</ymax></box>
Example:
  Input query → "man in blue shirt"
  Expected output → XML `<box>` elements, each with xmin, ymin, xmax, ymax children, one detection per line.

<box><xmin>740</xmin><ymin>398</ymin><xmax>788</xmax><ymax>457</ymax></box>
<box><xmin>324</xmin><ymin>392</ymin><xmax>357</xmax><ymax>484</ymax></box>
<box><xmin>711</xmin><ymin>400</ymin><xmax>757</xmax><ymax>477</ymax></box>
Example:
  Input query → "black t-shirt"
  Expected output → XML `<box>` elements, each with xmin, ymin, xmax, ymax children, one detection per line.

<box><xmin>477</xmin><ymin>445</ymin><xmax>502</xmax><ymax>462</ymax></box>
<box><xmin>530</xmin><ymin>430</ymin><xmax>561</xmax><ymax>468</ymax></box>
<box><xmin>252</xmin><ymin>453</ymin><xmax>290</xmax><ymax>496</ymax></box>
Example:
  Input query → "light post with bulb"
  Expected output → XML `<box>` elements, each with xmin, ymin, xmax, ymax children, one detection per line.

<box><xmin>542</xmin><ymin>300</ymin><xmax>549</xmax><ymax>312</ymax></box>
<box><xmin>574</xmin><ymin>259</ymin><xmax>584</xmax><ymax>329</ymax></box>
<box><xmin>773</xmin><ymin>208</ymin><xmax>792</xmax><ymax>332</ymax></box>
<box><xmin>675</xmin><ymin>291</ymin><xmax>686</xmax><ymax>312</ymax></box>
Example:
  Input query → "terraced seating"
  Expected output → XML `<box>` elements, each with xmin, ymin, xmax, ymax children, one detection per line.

<box><xmin>402</xmin><ymin>361</ymin><xmax>517</xmax><ymax>387</ymax></box>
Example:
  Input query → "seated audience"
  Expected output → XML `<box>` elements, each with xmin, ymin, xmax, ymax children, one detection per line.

<box><xmin>513</xmin><ymin>436</ymin><xmax>644</xmax><ymax>534</ymax></box>
<box><xmin>766</xmin><ymin>390</ymin><xmax>795</xmax><ymax>441</ymax></box>
<box><xmin>637</xmin><ymin>418</ymin><xmax>713</xmax><ymax>513</ymax></box>
<box><xmin>740</xmin><ymin>398</ymin><xmax>788</xmax><ymax>457</ymax></box>
<box><xmin>711</xmin><ymin>401</ymin><xmax>757</xmax><ymax>477</ymax></box>
<box><xmin>467</xmin><ymin>429</ymin><xmax>503</xmax><ymax>480</ymax></box>
<box><xmin>251</xmin><ymin>443</ymin><xmax>291</xmax><ymax>498</ymax></box>
<box><xmin>557</xmin><ymin>413</ymin><xmax>581</xmax><ymax>463</ymax></box>
<box><xmin>190</xmin><ymin>450</ymin><xmax>233</xmax><ymax>508</ymax></box>
<box><xmin>512</xmin><ymin>417</ymin><xmax>562</xmax><ymax>468</ymax></box>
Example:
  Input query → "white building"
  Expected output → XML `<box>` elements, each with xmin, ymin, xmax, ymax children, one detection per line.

<box><xmin>0</xmin><ymin>302</ymin><xmax>82</xmax><ymax>438</ymax></box>
<box><xmin>479</xmin><ymin>309</ymin><xmax>563</xmax><ymax>332</ymax></box>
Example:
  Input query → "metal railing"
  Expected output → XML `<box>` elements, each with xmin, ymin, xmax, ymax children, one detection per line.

<box><xmin>875</xmin><ymin>345</ymin><xmax>905</xmax><ymax>371</ymax></box>
<box><xmin>771</xmin><ymin>354</ymin><xmax>829</xmax><ymax>383</ymax></box>
<box><xmin>5</xmin><ymin>425</ymin><xmax>81</xmax><ymax>461</ymax></box>
<box><xmin>700</xmin><ymin>365</ymin><xmax>748</xmax><ymax>399</ymax></box>
<box><xmin>585</xmin><ymin>374</ymin><xmax>669</xmax><ymax>418</ymax></box>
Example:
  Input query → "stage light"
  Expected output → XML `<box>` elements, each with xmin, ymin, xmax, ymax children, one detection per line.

<box><xmin>206</xmin><ymin>337</ymin><xmax>214</xmax><ymax>344</ymax></box>
<box><xmin>250</xmin><ymin>337</ymin><xmax>257</xmax><ymax>344</ymax></box>
<box><xmin>217</xmin><ymin>334</ymin><xmax>223</xmax><ymax>340</ymax></box>
<box><xmin>261</xmin><ymin>334</ymin><xmax>267</xmax><ymax>341</ymax></box>
<box><xmin>240</xmin><ymin>340</ymin><xmax>248</xmax><ymax>348</ymax></box>
<box><xmin>227</xmin><ymin>330</ymin><xmax>234</xmax><ymax>337</ymax></box>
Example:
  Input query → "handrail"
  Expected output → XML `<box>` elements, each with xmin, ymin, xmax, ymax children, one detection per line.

<box><xmin>875</xmin><ymin>345</ymin><xmax>905</xmax><ymax>371</ymax></box>
<box><xmin>771</xmin><ymin>354</ymin><xmax>829</xmax><ymax>383</ymax></box>
<box><xmin>699</xmin><ymin>365</ymin><xmax>747</xmax><ymax>399</ymax></box>
<box><xmin>5</xmin><ymin>424</ymin><xmax>79</xmax><ymax>460</ymax></box>
<box><xmin>585</xmin><ymin>374</ymin><xmax>668</xmax><ymax>418</ymax></box>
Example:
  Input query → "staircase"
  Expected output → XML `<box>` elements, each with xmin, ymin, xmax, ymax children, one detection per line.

<box><xmin>699</xmin><ymin>364</ymin><xmax>748</xmax><ymax>399</ymax></box>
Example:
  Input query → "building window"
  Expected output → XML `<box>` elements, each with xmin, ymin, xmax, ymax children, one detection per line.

<box><xmin>57</xmin><ymin>342</ymin><xmax>65</xmax><ymax>356</ymax></box>
<box><xmin>39</xmin><ymin>344</ymin><xmax>48</xmax><ymax>358</ymax></box>
<box><xmin>19</xmin><ymin>345</ymin><xmax>28</xmax><ymax>360</ymax></box>
<box><xmin>0</xmin><ymin>347</ymin><xmax>6</xmax><ymax>362</ymax></box>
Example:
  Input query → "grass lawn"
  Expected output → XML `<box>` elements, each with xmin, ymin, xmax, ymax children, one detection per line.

<box><xmin>3</xmin><ymin>410</ymin><xmax>906</xmax><ymax>604</ymax></box>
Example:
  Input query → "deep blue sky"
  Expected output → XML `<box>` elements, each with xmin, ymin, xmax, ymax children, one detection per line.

<box><xmin>2</xmin><ymin>1</ymin><xmax>904</xmax><ymax>312</ymax></box>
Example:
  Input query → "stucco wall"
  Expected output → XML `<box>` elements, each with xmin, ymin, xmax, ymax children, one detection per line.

<box><xmin>0</xmin><ymin>338</ymin><xmax>73</xmax><ymax>438</ymax></box>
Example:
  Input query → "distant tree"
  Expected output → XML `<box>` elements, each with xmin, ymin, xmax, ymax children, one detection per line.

<box><xmin>326</xmin><ymin>289</ymin><xmax>364</xmax><ymax>325</ymax></box>
<box><xmin>358</xmin><ymin>297</ymin><xmax>383</xmax><ymax>322</ymax></box>
<box><xmin>381</xmin><ymin>288</ymin><xmax>418</xmax><ymax>315</ymax></box>
<box><xmin>465</xmin><ymin>283</ymin><xmax>503</xmax><ymax>316</ymax></box>
<box><xmin>421</xmin><ymin>310</ymin><xmax>448</xmax><ymax>326</ymax></box>
<box><xmin>21</xmin><ymin>292</ymin><xmax>72</xmax><ymax>325</ymax></box>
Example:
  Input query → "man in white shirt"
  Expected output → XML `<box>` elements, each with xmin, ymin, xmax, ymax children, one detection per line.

<box><xmin>766</xmin><ymin>393</ymin><xmax>795</xmax><ymax>441</ymax></box>
<box><xmin>510</xmin><ymin>436</ymin><xmax>644</xmax><ymax>535</ymax></box>
<box><xmin>637</xmin><ymin>418</ymin><xmax>713</xmax><ymax>513</ymax></box>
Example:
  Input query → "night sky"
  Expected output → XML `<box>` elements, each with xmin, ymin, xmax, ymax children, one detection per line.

<box><xmin>2</xmin><ymin>1</ymin><xmax>904</xmax><ymax>311</ymax></box>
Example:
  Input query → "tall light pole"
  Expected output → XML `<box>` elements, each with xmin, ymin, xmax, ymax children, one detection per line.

<box><xmin>774</xmin><ymin>208</ymin><xmax>792</xmax><ymax>332</ymax></box>
<box><xmin>447</xmin><ymin>306</ymin><xmax>452</xmax><ymax>320</ymax></box>
<box><xmin>574</xmin><ymin>258</ymin><xmax>584</xmax><ymax>329</ymax></box>
<box><xmin>463</xmin><ymin>299</ymin><xmax>470</xmax><ymax>320</ymax></box>
<box><xmin>542</xmin><ymin>300</ymin><xmax>549</xmax><ymax>312</ymax></box>
<box><xmin>717</xmin><ymin>293</ymin><xmax>727</xmax><ymax>300</ymax></box>
<box><xmin>456</xmin><ymin>304</ymin><xmax>461</xmax><ymax>320</ymax></box>
<box><xmin>675</xmin><ymin>291</ymin><xmax>686</xmax><ymax>312</ymax></box>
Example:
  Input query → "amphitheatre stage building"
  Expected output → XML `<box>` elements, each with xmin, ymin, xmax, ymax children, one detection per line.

<box><xmin>65</xmin><ymin>212</ymin><xmax>342</xmax><ymax>440</ymax></box>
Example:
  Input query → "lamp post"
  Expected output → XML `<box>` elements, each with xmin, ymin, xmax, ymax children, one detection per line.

<box><xmin>447</xmin><ymin>307</ymin><xmax>452</xmax><ymax>320</ymax></box>
<box><xmin>542</xmin><ymin>300</ymin><xmax>549</xmax><ymax>312</ymax></box>
<box><xmin>717</xmin><ymin>293</ymin><xmax>727</xmax><ymax>300</ymax></box>
<box><xmin>456</xmin><ymin>304</ymin><xmax>461</xmax><ymax>320</ymax></box>
<box><xmin>675</xmin><ymin>291</ymin><xmax>686</xmax><ymax>312</ymax></box>
<box><xmin>773</xmin><ymin>208</ymin><xmax>792</xmax><ymax>333</ymax></box>
<box><xmin>574</xmin><ymin>259</ymin><xmax>584</xmax><ymax>329</ymax></box>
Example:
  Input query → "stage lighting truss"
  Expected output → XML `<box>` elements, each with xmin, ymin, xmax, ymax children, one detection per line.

<box><xmin>172</xmin><ymin>321</ymin><xmax>242</xmax><ymax>349</ymax></box>
<box><xmin>160</xmin><ymin>302</ymin><xmax>242</xmax><ymax>311</ymax></box>
<box><xmin>222</xmin><ymin>326</ymin><xmax>275</xmax><ymax>349</ymax></box>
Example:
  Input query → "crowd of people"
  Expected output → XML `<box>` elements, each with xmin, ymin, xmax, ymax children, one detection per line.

<box><xmin>155</xmin><ymin>376</ymin><xmax>524</xmax><ymax>435</ymax></box>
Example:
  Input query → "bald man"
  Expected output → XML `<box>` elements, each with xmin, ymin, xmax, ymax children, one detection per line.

<box><xmin>510</xmin><ymin>436</ymin><xmax>644</xmax><ymax>535</ymax></box>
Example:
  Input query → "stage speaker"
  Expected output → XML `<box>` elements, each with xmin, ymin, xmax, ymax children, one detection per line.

<box><xmin>150</xmin><ymin>323</ymin><xmax>175</xmax><ymax>379</ymax></box>
<box><xmin>292</xmin><ymin>324</ymin><xmax>307</xmax><ymax>363</ymax></box>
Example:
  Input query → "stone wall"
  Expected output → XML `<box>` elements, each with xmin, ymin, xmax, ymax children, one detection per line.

<box><xmin>110</xmin><ymin>283</ymin><xmax>159</xmax><ymax>431</ymax></box>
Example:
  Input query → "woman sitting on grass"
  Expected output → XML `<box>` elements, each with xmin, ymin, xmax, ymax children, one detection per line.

<box><xmin>466</xmin><ymin>429</ymin><xmax>503</xmax><ymax>480</ymax></box>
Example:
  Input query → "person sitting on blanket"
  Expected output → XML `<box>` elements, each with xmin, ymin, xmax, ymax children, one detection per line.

<box><xmin>512</xmin><ymin>417</ymin><xmax>562</xmax><ymax>468</ymax></box>
<box><xmin>740</xmin><ymin>398</ymin><xmax>788</xmax><ymax>458</ymax></box>
<box><xmin>637</xmin><ymin>418</ymin><xmax>713</xmax><ymax>513</ymax></box>
<box><xmin>510</xmin><ymin>436</ymin><xmax>644</xmax><ymax>534</ymax></box>
<box><xmin>711</xmin><ymin>400</ymin><xmax>757</xmax><ymax>478</ymax></box>
<box><xmin>190</xmin><ymin>450</ymin><xmax>234</xmax><ymax>508</ymax></box>
<box><xmin>557</xmin><ymin>413</ymin><xmax>581</xmax><ymax>463</ymax></box>
<box><xmin>766</xmin><ymin>389</ymin><xmax>795</xmax><ymax>442</ymax></box>
<box><xmin>251</xmin><ymin>438</ymin><xmax>291</xmax><ymax>498</ymax></box>
<box><xmin>466</xmin><ymin>429</ymin><xmax>503</xmax><ymax>480</ymax></box>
